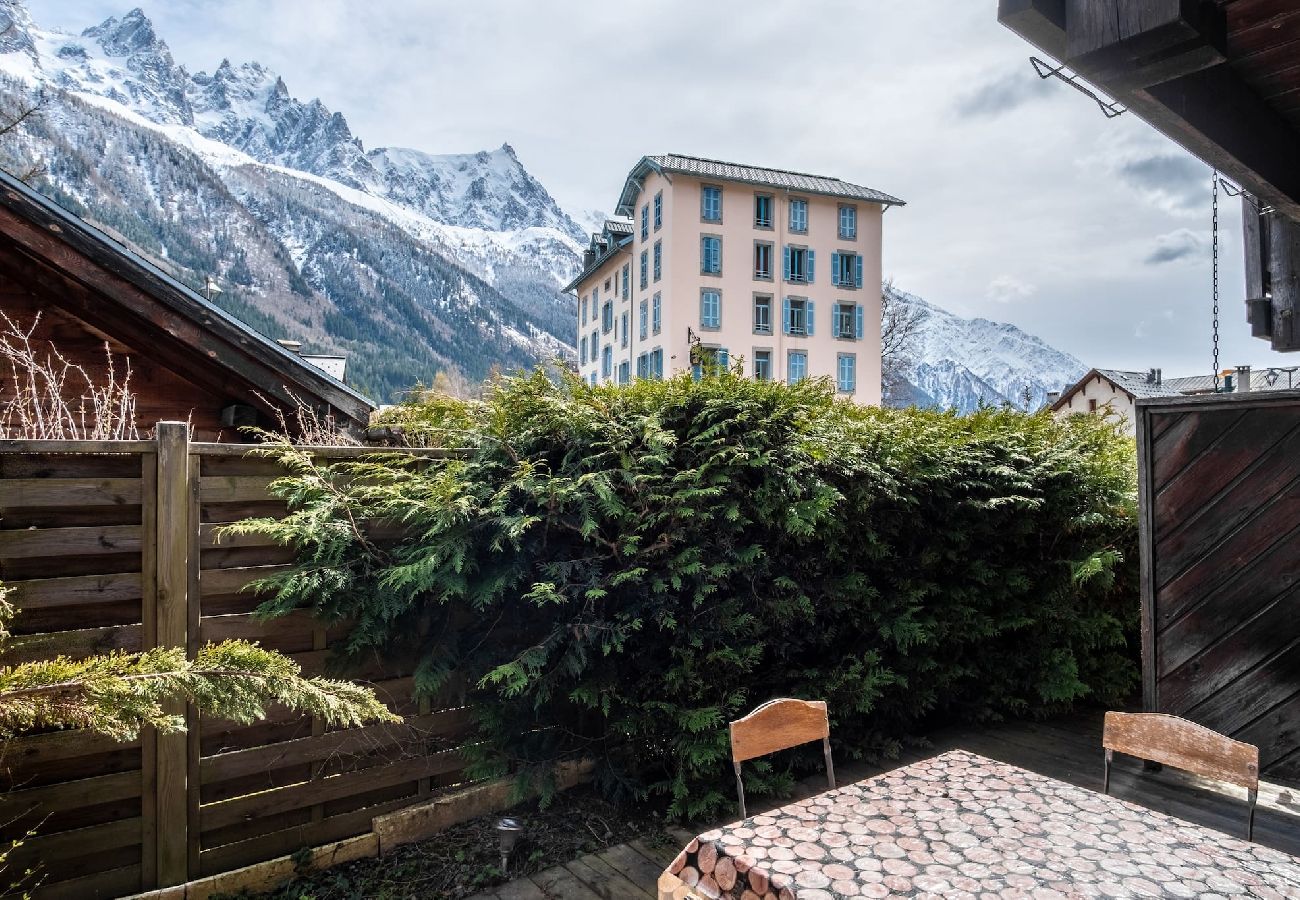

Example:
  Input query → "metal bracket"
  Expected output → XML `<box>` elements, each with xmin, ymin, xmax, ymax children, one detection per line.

<box><xmin>1030</xmin><ymin>57</ymin><xmax>1127</xmax><ymax>119</ymax></box>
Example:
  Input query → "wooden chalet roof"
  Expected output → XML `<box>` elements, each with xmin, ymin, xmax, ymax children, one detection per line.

<box><xmin>0</xmin><ymin>167</ymin><xmax>375</xmax><ymax>428</ymax></box>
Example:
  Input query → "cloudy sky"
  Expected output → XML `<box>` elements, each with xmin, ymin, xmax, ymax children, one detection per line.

<box><xmin>28</xmin><ymin>0</ymin><xmax>1291</xmax><ymax>376</ymax></box>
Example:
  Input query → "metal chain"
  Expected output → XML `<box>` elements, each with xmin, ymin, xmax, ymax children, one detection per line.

<box><xmin>1212</xmin><ymin>168</ymin><xmax>1221</xmax><ymax>391</ymax></box>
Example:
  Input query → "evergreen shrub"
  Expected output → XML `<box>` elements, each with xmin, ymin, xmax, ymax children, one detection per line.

<box><xmin>234</xmin><ymin>370</ymin><xmax>1139</xmax><ymax>819</ymax></box>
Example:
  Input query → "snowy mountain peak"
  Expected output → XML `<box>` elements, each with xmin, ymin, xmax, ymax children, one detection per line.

<box><xmin>0</xmin><ymin>0</ymin><xmax>36</xmax><ymax>58</ymax></box>
<box><xmin>82</xmin><ymin>8</ymin><xmax>163</xmax><ymax>58</ymax></box>
<box><xmin>887</xmin><ymin>285</ymin><xmax>1085</xmax><ymax>412</ymax></box>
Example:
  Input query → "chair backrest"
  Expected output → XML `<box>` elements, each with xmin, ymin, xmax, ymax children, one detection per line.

<box><xmin>729</xmin><ymin>698</ymin><xmax>834</xmax><ymax>820</ymax></box>
<box><xmin>730</xmin><ymin>698</ymin><xmax>830</xmax><ymax>763</ymax></box>
<box><xmin>1103</xmin><ymin>712</ymin><xmax>1258</xmax><ymax>789</ymax></box>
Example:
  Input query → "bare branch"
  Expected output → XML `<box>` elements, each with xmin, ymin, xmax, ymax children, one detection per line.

<box><xmin>880</xmin><ymin>278</ymin><xmax>928</xmax><ymax>403</ymax></box>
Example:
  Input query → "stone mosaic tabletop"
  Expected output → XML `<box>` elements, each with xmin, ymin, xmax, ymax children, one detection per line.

<box><xmin>665</xmin><ymin>749</ymin><xmax>1300</xmax><ymax>899</ymax></box>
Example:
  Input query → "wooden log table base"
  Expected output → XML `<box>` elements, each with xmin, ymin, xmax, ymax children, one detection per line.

<box><xmin>663</xmin><ymin>750</ymin><xmax>1300</xmax><ymax>899</ymax></box>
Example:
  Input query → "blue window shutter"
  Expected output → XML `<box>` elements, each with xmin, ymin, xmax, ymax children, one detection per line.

<box><xmin>855</xmin><ymin>255</ymin><xmax>864</xmax><ymax>288</ymax></box>
<box><xmin>783</xmin><ymin>245</ymin><xmax>791</xmax><ymax>281</ymax></box>
<box><xmin>831</xmin><ymin>252</ymin><xmax>840</xmax><ymax>286</ymax></box>
<box><xmin>782</xmin><ymin>297</ymin><xmax>791</xmax><ymax>334</ymax></box>
<box><xmin>807</xmin><ymin>250</ymin><xmax>815</xmax><ymax>284</ymax></box>
<box><xmin>692</xmin><ymin>362</ymin><xmax>702</xmax><ymax>381</ymax></box>
<box><xmin>718</xmin><ymin>347</ymin><xmax>729</xmax><ymax>371</ymax></box>
<box><xmin>855</xmin><ymin>304</ymin><xmax>864</xmax><ymax>340</ymax></box>
<box><xmin>807</xmin><ymin>300</ymin><xmax>815</xmax><ymax>336</ymax></box>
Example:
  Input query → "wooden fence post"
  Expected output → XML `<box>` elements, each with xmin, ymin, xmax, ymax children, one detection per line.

<box><xmin>155</xmin><ymin>421</ymin><xmax>191</xmax><ymax>887</ymax></box>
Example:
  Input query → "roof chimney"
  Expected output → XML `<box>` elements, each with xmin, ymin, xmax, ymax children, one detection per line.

<box><xmin>1046</xmin><ymin>390</ymin><xmax>1061</xmax><ymax>406</ymax></box>
<box><xmin>1236</xmin><ymin>365</ymin><xmax>1252</xmax><ymax>392</ymax></box>
<box><xmin>276</xmin><ymin>339</ymin><xmax>303</xmax><ymax>355</ymax></box>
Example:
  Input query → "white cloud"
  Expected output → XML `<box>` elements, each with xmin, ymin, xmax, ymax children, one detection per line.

<box><xmin>986</xmin><ymin>275</ymin><xmax>1036</xmax><ymax>304</ymax></box>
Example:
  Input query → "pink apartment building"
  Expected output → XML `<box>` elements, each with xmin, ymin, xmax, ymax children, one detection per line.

<box><xmin>565</xmin><ymin>155</ymin><xmax>904</xmax><ymax>403</ymax></box>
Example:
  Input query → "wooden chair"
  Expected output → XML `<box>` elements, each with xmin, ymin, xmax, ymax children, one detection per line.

<box><xmin>729</xmin><ymin>698</ymin><xmax>834</xmax><ymax>820</ymax></box>
<box><xmin>1103</xmin><ymin>711</ymin><xmax>1260</xmax><ymax>839</ymax></box>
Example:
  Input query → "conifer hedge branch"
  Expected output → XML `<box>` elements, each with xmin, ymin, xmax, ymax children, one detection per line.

<box><xmin>0</xmin><ymin>590</ymin><xmax>397</xmax><ymax>741</ymax></box>
<box><xmin>229</xmin><ymin>370</ymin><xmax>1139</xmax><ymax>819</ymax></box>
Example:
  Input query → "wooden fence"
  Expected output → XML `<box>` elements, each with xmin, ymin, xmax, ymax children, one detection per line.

<box><xmin>1136</xmin><ymin>389</ymin><xmax>1300</xmax><ymax>787</ymax></box>
<box><xmin>0</xmin><ymin>425</ymin><xmax>473</xmax><ymax>898</ymax></box>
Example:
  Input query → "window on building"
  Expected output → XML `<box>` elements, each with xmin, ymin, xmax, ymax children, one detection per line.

<box><xmin>581</xmin><ymin>297</ymin><xmax>588</xmax><ymax>325</ymax></box>
<box><xmin>636</xmin><ymin>352</ymin><xmax>649</xmax><ymax>379</ymax></box>
<box><xmin>788</xmin><ymin>350</ymin><xmax>808</xmax><ymax>384</ymax></box>
<box><xmin>692</xmin><ymin>346</ymin><xmax>729</xmax><ymax>380</ymax></box>
<box><xmin>831</xmin><ymin>251</ymin><xmax>863</xmax><ymax>288</ymax></box>
<box><xmin>641</xmin><ymin>204</ymin><xmax>649</xmax><ymax>240</ymax></box>
<box><xmin>590</xmin><ymin>372</ymin><xmax>597</xmax><ymax>387</ymax></box>
<box><xmin>619</xmin><ymin>360</ymin><xmax>630</xmax><ymax>384</ymax></box>
<box><xmin>833</xmin><ymin>302</ymin><xmax>863</xmax><ymax>340</ymax></box>
<box><xmin>754</xmin><ymin>242</ymin><xmax>773</xmax><ymax>279</ymax></box>
<box><xmin>1088</xmin><ymin>398</ymin><xmax>1098</xmax><ymax>412</ymax></box>
<box><xmin>654</xmin><ymin>191</ymin><xmax>663</xmax><ymax>231</ymax></box>
<box><xmin>650</xmin><ymin>347</ymin><xmax>664</xmax><ymax>379</ymax></box>
<box><xmin>753</xmin><ymin>294</ymin><xmax>772</xmax><ymax>334</ymax></box>
<box><xmin>754</xmin><ymin>194</ymin><xmax>773</xmax><ymax>228</ymax></box>
<box><xmin>784</xmin><ymin>246</ymin><xmax>814</xmax><ymax>284</ymax></box>
<box><xmin>701</xmin><ymin>289</ymin><xmax>721</xmax><ymax>329</ymax></box>
<box><xmin>754</xmin><ymin>349</ymin><xmax>772</xmax><ymax>381</ymax></box>
<box><xmin>639</xmin><ymin>299</ymin><xmax>649</xmax><ymax>340</ymax></box>
<box><xmin>789</xmin><ymin>199</ymin><xmax>808</xmax><ymax>233</ymax></box>
<box><xmin>602</xmin><ymin>344</ymin><xmax>613</xmax><ymax>379</ymax></box>
<box><xmin>837</xmin><ymin>354</ymin><xmax>857</xmax><ymax>393</ymax></box>
<box><xmin>580</xmin><ymin>335</ymin><xmax>588</xmax><ymax>365</ymax></box>
<box><xmin>701</xmin><ymin>235</ymin><xmax>722</xmax><ymax>274</ymax></box>
<box><xmin>640</xmin><ymin>250</ymin><xmax>649</xmax><ymax>289</ymax></box>
<box><xmin>604</xmin><ymin>277</ymin><xmax>612</xmax><ymax>292</ymax></box>
<box><xmin>622</xmin><ymin>263</ymin><xmax>630</xmax><ymax>300</ymax></box>
<box><xmin>601</xmin><ymin>301</ymin><xmax>613</xmax><ymax>334</ymax></box>
<box><xmin>652</xmin><ymin>293</ymin><xmax>662</xmax><ymax>334</ymax></box>
<box><xmin>621</xmin><ymin>312</ymin><xmax>629</xmax><ymax>348</ymax></box>
<box><xmin>653</xmin><ymin>240</ymin><xmax>662</xmax><ymax>281</ymax></box>
<box><xmin>839</xmin><ymin>204</ymin><xmax>858</xmax><ymax>240</ymax></box>
<box><xmin>701</xmin><ymin>185</ymin><xmax>722</xmax><ymax>222</ymax></box>
<box><xmin>783</xmin><ymin>297</ymin><xmax>813</xmax><ymax>336</ymax></box>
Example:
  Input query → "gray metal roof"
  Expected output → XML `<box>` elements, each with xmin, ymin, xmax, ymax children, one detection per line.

<box><xmin>616</xmin><ymin>154</ymin><xmax>905</xmax><ymax>215</ymax></box>
<box><xmin>603</xmin><ymin>218</ymin><xmax>634</xmax><ymax>234</ymax></box>
<box><xmin>1057</xmin><ymin>368</ymin><xmax>1292</xmax><ymax>409</ymax></box>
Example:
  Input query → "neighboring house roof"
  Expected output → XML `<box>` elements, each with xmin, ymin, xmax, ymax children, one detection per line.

<box><xmin>603</xmin><ymin>218</ymin><xmax>634</xmax><ymax>235</ymax></box>
<box><xmin>1053</xmin><ymin>367</ymin><xmax>1288</xmax><ymax>411</ymax></box>
<box><xmin>615</xmin><ymin>154</ymin><xmax>906</xmax><ymax>216</ymax></box>
<box><xmin>0</xmin><ymin>166</ymin><xmax>375</xmax><ymax>427</ymax></box>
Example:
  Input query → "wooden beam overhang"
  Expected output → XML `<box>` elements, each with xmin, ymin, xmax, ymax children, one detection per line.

<box><xmin>997</xmin><ymin>0</ymin><xmax>1300</xmax><ymax>220</ymax></box>
<box><xmin>998</xmin><ymin>0</ymin><xmax>1300</xmax><ymax>351</ymax></box>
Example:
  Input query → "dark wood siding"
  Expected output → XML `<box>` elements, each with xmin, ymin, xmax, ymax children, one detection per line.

<box><xmin>1138</xmin><ymin>390</ymin><xmax>1300</xmax><ymax>785</ymax></box>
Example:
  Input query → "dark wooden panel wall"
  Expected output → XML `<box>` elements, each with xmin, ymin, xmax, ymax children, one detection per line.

<box><xmin>1138</xmin><ymin>390</ymin><xmax>1300</xmax><ymax>785</ymax></box>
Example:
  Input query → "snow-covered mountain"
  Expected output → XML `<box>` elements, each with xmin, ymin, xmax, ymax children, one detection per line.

<box><xmin>885</xmin><ymin>286</ymin><xmax>1086</xmax><ymax>412</ymax></box>
<box><xmin>0</xmin><ymin>0</ymin><xmax>581</xmax><ymax>400</ymax></box>
<box><xmin>0</xmin><ymin>0</ymin><xmax>1086</xmax><ymax>410</ymax></box>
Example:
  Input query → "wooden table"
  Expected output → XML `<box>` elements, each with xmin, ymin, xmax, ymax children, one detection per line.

<box><xmin>659</xmin><ymin>749</ymin><xmax>1300</xmax><ymax>899</ymax></box>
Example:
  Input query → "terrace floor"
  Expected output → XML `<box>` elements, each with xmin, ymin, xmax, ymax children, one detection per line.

<box><xmin>467</xmin><ymin>709</ymin><xmax>1300</xmax><ymax>899</ymax></box>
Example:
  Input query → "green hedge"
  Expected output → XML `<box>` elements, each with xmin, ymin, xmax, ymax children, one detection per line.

<box><xmin>237</xmin><ymin>371</ymin><xmax>1138</xmax><ymax>819</ymax></box>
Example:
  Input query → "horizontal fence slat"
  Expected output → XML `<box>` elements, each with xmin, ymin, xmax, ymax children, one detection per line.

<box><xmin>0</xmin><ymin>726</ymin><xmax>138</xmax><ymax>766</ymax></box>
<box><xmin>198</xmin><ymin>611</ymin><xmax>346</xmax><ymax>647</ymax></box>
<box><xmin>199</xmin><ymin>524</ymin><xmax>281</xmax><ymax>551</ymax></box>
<box><xmin>0</xmin><ymin>478</ymin><xmax>142</xmax><ymax>508</ymax></box>
<box><xmin>0</xmin><ymin>524</ymin><xmax>141</xmax><ymax>559</ymax></box>
<box><xmin>8</xmin><ymin>572</ymin><xmax>143</xmax><ymax>610</ymax></box>
<box><xmin>190</xmin><ymin>444</ymin><xmax>462</xmax><ymax>459</ymax></box>
<box><xmin>199</xmin><ymin>476</ymin><xmax>280</xmax><ymax>504</ymax></box>
<box><xmin>199</xmin><ymin>749</ymin><xmax>464</xmax><ymax>832</ymax></box>
<box><xmin>0</xmin><ymin>440</ymin><xmax>155</xmax><ymax>454</ymax></box>
<box><xmin>198</xmin><ymin>565</ymin><xmax>290</xmax><ymax>597</ymax></box>
<box><xmin>0</xmin><ymin>473</ymin><xmax>142</xmax><ymax>509</ymax></box>
<box><xmin>1</xmin><ymin>624</ymin><xmax>142</xmax><ymax>664</ymax></box>
<box><xmin>6</xmin><ymin>769</ymin><xmax>140</xmax><ymax>813</ymax></box>
<box><xmin>200</xmin><ymin>710</ymin><xmax>471</xmax><ymax>784</ymax></box>
<box><xmin>4</xmin><ymin>816</ymin><xmax>141</xmax><ymax>869</ymax></box>
<box><xmin>31</xmin><ymin>864</ymin><xmax>141</xmax><ymax>900</ymax></box>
